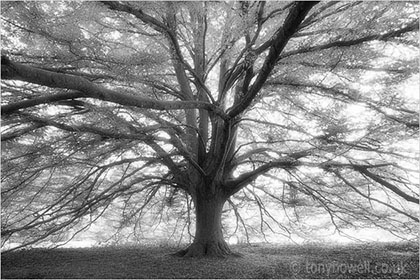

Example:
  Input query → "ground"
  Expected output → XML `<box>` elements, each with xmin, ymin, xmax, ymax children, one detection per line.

<box><xmin>1</xmin><ymin>242</ymin><xmax>418</xmax><ymax>279</ymax></box>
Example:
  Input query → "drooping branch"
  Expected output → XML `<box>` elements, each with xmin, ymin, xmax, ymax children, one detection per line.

<box><xmin>354</xmin><ymin>166</ymin><xmax>419</xmax><ymax>204</ymax></box>
<box><xmin>333</xmin><ymin>170</ymin><xmax>419</xmax><ymax>222</ymax></box>
<box><xmin>267</xmin><ymin>81</ymin><xmax>419</xmax><ymax>130</ymax></box>
<box><xmin>2</xmin><ymin>168</ymin><xmax>157</xmax><ymax>251</ymax></box>
<box><xmin>1</xmin><ymin>56</ymin><xmax>228</xmax><ymax>119</ymax></box>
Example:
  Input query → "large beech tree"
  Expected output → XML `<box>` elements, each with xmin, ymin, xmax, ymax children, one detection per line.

<box><xmin>1</xmin><ymin>1</ymin><xmax>418</xmax><ymax>256</ymax></box>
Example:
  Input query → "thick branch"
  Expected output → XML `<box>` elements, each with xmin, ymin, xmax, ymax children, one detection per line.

<box><xmin>228</xmin><ymin>1</ymin><xmax>319</xmax><ymax>118</ymax></box>
<box><xmin>1</xmin><ymin>57</ymin><xmax>227</xmax><ymax>119</ymax></box>
<box><xmin>1</xmin><ymin>123</ymin><xmax>45</xmax><ymax>141</ymax></box>
<box><xmin>100</xmin><ymin>1</ymin><xmax>167</xmax><ymax>33</ymax></box>
<box><xmin>1</xmin><ymin>91</ymin><xmax>85</xmax><ymax>115</ymax></box>
<box><xmin>225</xmin><ymin>157</ymin><xmax>299</xmax><ymax>196</ymax></box>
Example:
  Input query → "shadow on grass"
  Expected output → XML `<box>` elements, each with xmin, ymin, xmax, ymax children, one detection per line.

<box><xmin>1</xmin><ymin>242</ymin><xmax>418</xmax><ymax>279</ymax></box>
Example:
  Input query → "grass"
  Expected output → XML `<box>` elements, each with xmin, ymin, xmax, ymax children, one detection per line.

<box><xmin>1</xmin><ymin>242</ymin><xmax>418</xmax><ymax>279</ymax></box>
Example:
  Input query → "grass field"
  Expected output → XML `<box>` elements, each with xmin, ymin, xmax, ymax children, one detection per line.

<box><xmin>1</xmin><ymin>242</ymin><xmax>418</xmax><ymax>279</ymax></box>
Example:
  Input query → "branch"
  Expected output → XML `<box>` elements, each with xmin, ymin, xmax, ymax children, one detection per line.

<box><xmin>1</xmin><ymin>91</ymin><xmax>86</xmax><ymax>115</ymax></box>
<box><xmin>234</xmin><ymin>147</ymin><xmax>272</xmax><ymax>164</ymax></box>
<box><xmin>282</xmin><ymin>61</ymin><xmax>410</xmax><ymax>74</ymax></box>
<box><xmin>225</xmin><ymin>157</ymin><xmax>299</xmax><ymax>196</ymax></box>
<box><xmin>20</xmin><ymin>113</ymin><xmax>153</xmax><ymax>141</ymax></box>
<box><xmin>16</xmin><ymin>112</ymin><xmax>199</xmax><ymax>185</ymax></box>
<box><xmin>298</xmin><ymin>1</ymin><xmax>360</xmax><ymax>31</ymax></box>
<box><xmin>334</xmin><ymin>170</ymin><xmax>419</xmax><ymax>222</ymax></box>
<box><xmin>228</xmin><ymin>1</ymin><xmax>319</xmax><ymax>118</ymax></box>
<box><xmin>101</xmin><ymin>1</ymin><xmax>216</xmax><ymax>104</ymax></box>
<box><xmin>280</xmin><ymin>19</ymin><xmax>419</xmax><ymax>59</ymax></box>
<box><xmin>100</xmin><ymin>1</ymin><xmax>167</xmax><ymax>33</ymax></box>
<box><xmin>268</xmin><ymin>81</ymin><xmax>419</xmax><ymax>130</ymax></box>
<box><xmin>1</xmin><ymin>56</ymin><xmax>228</xmax><ymax>119</ymax></box>
<box><xmin>354</xmin><ymin>166</ymin><xmax>419</xmax><ymax>204</ymax></box>
<box><xmin>1</xmin><ymin>123</ymin><xmax>46</xmax><ymax>142</ymax></box>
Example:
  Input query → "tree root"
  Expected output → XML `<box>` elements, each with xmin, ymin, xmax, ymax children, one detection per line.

<box><xmin>172</xmin><ymin>241</ymin><xmax>242</xmax><ymax>258</ymax></box>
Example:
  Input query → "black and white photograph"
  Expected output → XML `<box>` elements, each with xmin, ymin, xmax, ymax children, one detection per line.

<box><xmin>1</xmin><ymin>1</ymin><xmax>418</xmax><ymax>278</ymax></box>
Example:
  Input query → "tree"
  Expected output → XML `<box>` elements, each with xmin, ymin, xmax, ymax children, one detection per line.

<box><xmin>1</xmin><ymin>1</ymin><xmax>418</xmax><ymax>257</ymax></box>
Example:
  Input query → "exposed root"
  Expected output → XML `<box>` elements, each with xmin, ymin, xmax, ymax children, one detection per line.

<box><xmin>172</xmin><ymin>241</ymin><xmax>242</xmax><ymax>258</ymax></box>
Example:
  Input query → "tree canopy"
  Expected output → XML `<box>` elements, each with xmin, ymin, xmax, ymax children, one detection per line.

<box><xmin>1</xmin><ymin>1</ymin><xmax>418</xmax><ymax>256</ymax></box>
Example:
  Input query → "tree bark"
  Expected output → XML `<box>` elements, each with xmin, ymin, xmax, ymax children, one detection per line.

<box><xmin>174</xmin><ymin>191</ymin><xmax>235</xmax><ymax>258</ymax></box>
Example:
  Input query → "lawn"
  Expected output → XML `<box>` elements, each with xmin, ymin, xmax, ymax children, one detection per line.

<box><xmin>1</xmin><ymin>242</ymin><xmax>418</xmax><ymax>279</ymax></box>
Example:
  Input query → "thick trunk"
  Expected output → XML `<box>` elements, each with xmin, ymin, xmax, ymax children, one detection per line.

<box><xmin>174</xmin><ymin>194</ymin><xmax>236</xmax><ymax>258</ymax></box>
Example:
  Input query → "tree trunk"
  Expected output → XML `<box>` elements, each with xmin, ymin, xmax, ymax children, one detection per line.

<box><xmin>174</xmin><ymin>193</ymin><xmax>235</xmax><ymax>258</ymax></box>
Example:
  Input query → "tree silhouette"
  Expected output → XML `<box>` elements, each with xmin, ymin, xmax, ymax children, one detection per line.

<box><xmin>1</xmin><ymin>1</ymin><xmax>418</xmax><ymax>256</ymax></box>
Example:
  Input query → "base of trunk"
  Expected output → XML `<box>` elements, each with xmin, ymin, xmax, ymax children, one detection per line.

<box><xmin>173</xmin><ymin>240</ymin><xmax>241</xmax><ymax>258</ymax></box>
